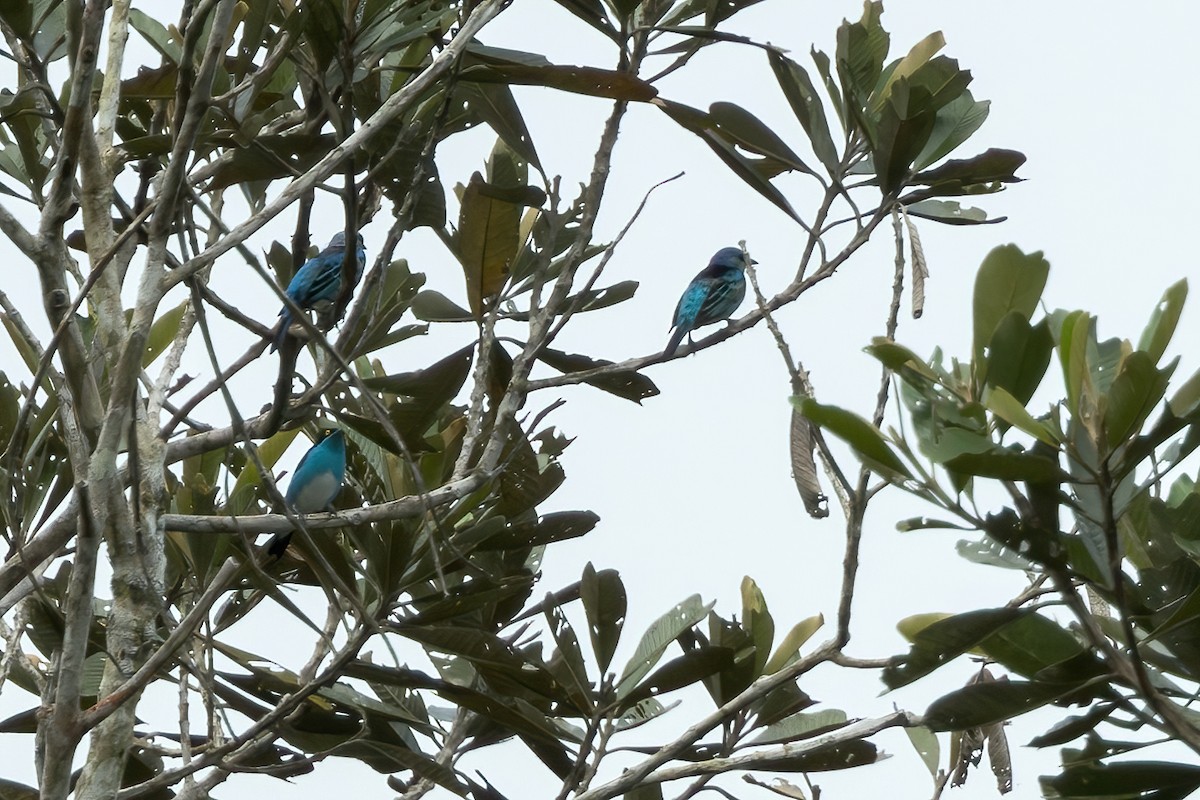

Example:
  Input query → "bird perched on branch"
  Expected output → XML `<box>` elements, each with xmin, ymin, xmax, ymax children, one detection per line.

<box><xmin>665</xmin><ymin>246</ymin><xmax>753</xmax><ymax>356</ymax></box>
<box><xmin>267</xmin><ymin>429</ymin><xmax>347</xmax><ymax>557</ymax></box>
<box><xmin>272</xmin><ymin>231</ymin><xmax>367</xmax><ymax>351</ymax></box>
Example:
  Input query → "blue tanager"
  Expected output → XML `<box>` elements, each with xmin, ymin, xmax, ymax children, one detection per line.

<box><xmin>267</xmin><ymin>429</ymin><xmax>347</xmax><ymax>557</ymax></box>
<box><xmin>272</xmin><ymin>232</ymin><xmax>367</xmax><ymax>351</ymax></box>
<box><xmin>665</xmin><ymin>246</ymin><xmax>753</xmax><ymax>356</ymax></box>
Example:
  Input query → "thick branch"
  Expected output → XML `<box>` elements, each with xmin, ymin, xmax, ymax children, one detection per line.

<box><xmin>160</xmin><ymin>472</ymin><xmax>488</xmax><ymax>534</ymax></box>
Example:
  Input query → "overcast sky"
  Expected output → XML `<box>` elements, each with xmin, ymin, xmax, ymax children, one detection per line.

<box><xmin>1</xmin><ymin>2</ymin><xmax>1197</xmax><ymax>798</ymax></box>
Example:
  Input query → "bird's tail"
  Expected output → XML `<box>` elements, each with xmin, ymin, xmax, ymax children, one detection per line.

<box><xmin>270</xmin><ymin>310</ymin><xmax>291</xmax><ymax>353</ymax></box>
<box><xmin>664</xmin><ymin>324</ymin><xmax>688</xmax><ymax>357</ymax></box>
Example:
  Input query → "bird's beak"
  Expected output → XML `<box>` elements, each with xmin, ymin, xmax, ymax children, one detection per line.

<box><xmin>750</xmin><ymin>258</ymin><xmax>759</xmax><ymax>265</ymax></box>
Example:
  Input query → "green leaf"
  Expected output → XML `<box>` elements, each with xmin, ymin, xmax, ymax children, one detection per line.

<box><xmin>984</xmin><ymin>388</ymin><xmax>1059</xmax><ymax>446</ymax></box>
<box><xmin>1026</xmin><ymin>704</ymin><xmax>1114</xmax><ymax>748</ymax></box>
<box><xmin>462</xmin><ymin>62</ymin><xmax>657</xmax><ymax>102</ymax></box>
<box><xmin>906</xmin><ymin>199</ymin><xmax>1001</xmax><ymax>225</ymax></box>
<box><xmin>756</xmin><ymin>739</ymin><xmax>881</xmax><ymax>772</ymax></box>
<box><xmin>623</xmin><ymin>784</ymin><xmax>664</xmax><ymax>800</ymax></box>
<box><xmin>208</xmin><ymin>133</ymin><xmax>338</xmax><ymax>190</ymax></box>
<box><xmin>1104</xmin><ymin>351</ymin><xmax>1169</xmax><ymax>449</ymax></box>
<box><xmin>955</xmin><ymin>537</ymin><xmax>1033</xmax><ymax>570</ymax></box>
<box><xmin>865</xmin><ymin>338</ymin><xmax>939</xmax><ymax>381</ymax></box>
<box><xmin>741</xmin><ymin>576</ymin><xmax>774</xmax><ymax>677</ymax></box>
<box><xmin>455</xmin><ymin>145</ymin><xmax>543</xmax><ymax>320</ymax></box>
<box><xmin>616</xmin><ymin>595</ymin><xmax>712</xmax><ymax>700</ymax></box>
<box><xmin>129</xmin><ymin>8</ymin><xmax>181</xmax><ymax>63</ymax></box>
<box><xmin>1041</xmin><ymin>762</ymin><xmax>1200</xmax><ymax>798</ymax></box>
<box><xmin>0</xmin><ymin>778</ymin><xmax>38</xmax><ymax>800</ymax></box>
<box><xmin>708</xmin><ymin>101</ymin><xmax>813</xmax><ymax>174</ymax></box>
<box><xmin>874</xmin><ymin>31</ymin><xmax>945</xmax><ymax>111</ymax></box>
<box><xmin>763</xmin><ymin>614</ymin><xmax>824</xmax><ymax>674</ymax></box>
<box><xmin>749</xmin><ymin>708</ymin><xmax>848</xmax><ymax>746</ymax></box>
<box><xmin>581</xmin><ymin>563</ymin><xmax>626</xmax><ymax>674</ymax></box>
<box><xmin>227</xmin><ymin>428</ymin><xmax>301</xmax><ymax>514</ymax></box>
<box><xmin>914</xmin><ymin>91</ymin><xmax>990</xmax><ymax>169</ymax></box>
<box><xmin>472</xmin><ymin>511</ymin><xmax>598</xmax><ymax>551</ymax></box>
<box><xmin>905</xmin><ymin>726</ymin><xmax>940</xmax><ymax>779</ymax></box>
<box><xmin>884</xmin><ymin>608</ymin><xmax>1026</xmax><ymax>689</ymax></box>
<box><xmin>972</xmin><ymin>244</ymin><xmax>1050</xmax><ymax>370</ymax></box>
<box><xmin>912</xmin><ymin>147</ymin><xmax>1025</xmax><ymax>186</ymax></box>
<box><xmin>544</xmin><ymin>601</ymin><xmax>591</xmax><ymax>710</ymax></box>
<box><xmin>896</xmin><ymin>517</ymin><xmax>971</xmax><ymax>532</ymax></box>
<box><xmin>924</xmin><ymin>679</ymin><xmax>1073</xmax><ymax>731</ymax></box>
<box><xmin>330</xmin><ymin>741</ymin><xmax>467</xmax><ymax>789</ymax></box>
<box><xmin>1168</xmin><ymin>366</ymin><xmax>1200</xmax><ymax>417</ymax></box>
<box><xmin>1056</xmin><ymin>310</ymin><xmax>1094</xmax><ymax>417</ymax></box>
<box><xmin>768</xmin><ymin>51</ymin><xmax>839</xmax><ymax>174</ymax></box>
<box><xmin>982</xmin><ymin>314</ymin><xmax>1054</xmax><ymax>404</ymax></box>
<box><xmin>796</xmin><ymin>397</ymin><xmax>912</xmax><ymax>481</ymax></box>
<box><xmin>1138</xmin><ymin>279</ymin><xmax>1187</xmax><ymax>365</ymax></box>
<box><xmin>143</xmin><ymin>301</ymin><xmax>187</xmax><ymax>366</ymax></box>
<box><xmin>536</xmin><ymin>346</ymin><xmax>659</xmax><ymax>404</ymax></box>
<box><xmin>454</xmin><ymin>81</ymin><xmax>543</xmax><ymax>172</ymax></box>
<box><xmin>551</xmin><ymin>0</ymin><xmax>617</xmax><ymax>42</ymax></box>
<box><xmin>619</xmin><ymin>645</ymin><xmax>734</xmax><ymax>709</ymax></box>
<box><xmin>411</xmin><ymin>290</ymin><xmax>473</xmax><ymax>322</ymax></box>
<box><xmin>834</xmin><ymin>1</ymin><xmax>889</xmax><ymax>110</ymax></box>
<box><xmin>944</xmin><ymin>447</ymin><xmax>1063</xmax><ymax>482</ymax></box>
<box><xmin>655</xmin><ymin>98</ymin><xmax>804</xmax><ymax>224</ymax></box>
<box><xmin>978</xmin><ymin>613</ymin><xmax>1087</xmax><ymax>680</ymax></box>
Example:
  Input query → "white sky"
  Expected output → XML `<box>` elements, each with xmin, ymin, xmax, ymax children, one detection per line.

<box><xmin>1</xmin><ymin>2</ymin><xmax>1198</xmax><ymax>798</ymax></box>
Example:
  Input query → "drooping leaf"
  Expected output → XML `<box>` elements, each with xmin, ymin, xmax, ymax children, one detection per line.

<box><xmin>906</xmin><ymin>725</ymin><xmax>941</xmax><ymax>781</ymax></box>
<box><xmin>708</xmin><ymin>101</ymin><xmax>813</xmax><ymax>173</ymax></box>
<box><xmin>463</xmin><ymin>63</ymin><xmax>657</xmax><ymax>102</ymax></box>
<box><xmin>143</xmin><ymin>300</ymin><xmax>188</xmax><ymax>366</ymax></box>
<box><xmin>796</xmin><ymin>397</ymin><xmax>912</xmax><ymax>480</ymax></box>
<box><xmin>536</xmin><ymin>346</ymin><xmax>659</xmax><ymax>404</ymax></box>
<box><xmin>581</xmin><ymin>563</ymin><xmax>626</xmax><ymax>675</ymax></box>
<box><xmin>768</xmin><ymin>51</ymin><xmax>840</xmax><ymax>174</ymax></box>
<box><xmin>655</xmin><ymin>98</ymin><xmax>804</xmax><ymax>224</ymax></box>
<box><xmin>790</xmin><ymin>407</ymin><xmax>828</xmax><ymax>517</ymax></box>
<box><xmin>906</xmin><ymin>199</ymin><xmax>1002</xmax><ymax>225</ymax></box>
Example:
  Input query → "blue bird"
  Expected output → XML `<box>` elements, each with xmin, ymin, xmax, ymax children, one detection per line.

<box><xmin>267</xmin><ymin>429</ymin><xmax>347</xmax><ymax>557</ymax></box>
<box><xmin>665</xmin><ymin>247</ymin><xmax>753</xmax><ymax>356</ymax></box>
<box><xmin>272</xmin><ymin>232</ymin><xmax>367</xmax><ymax>351</ymax></box>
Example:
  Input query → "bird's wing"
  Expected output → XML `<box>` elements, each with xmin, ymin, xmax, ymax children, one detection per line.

<box><xmin>697</xmin><ymin>275</ymin><xmax>735</xmax><ymax>320</ymax></box>
<box><xmin>290</xmin><ymin>254</ymin><xmax>344</xmax><ymax>305</ymax></box>
<box><xmin>673</xmin><ymin>278</ymin><xmax>712</xmax><ymax>330</ymax></box>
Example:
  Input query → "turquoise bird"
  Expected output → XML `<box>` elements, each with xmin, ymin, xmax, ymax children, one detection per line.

<box><xmin>665</xmin><ymin>246</ymin><xmax>753</xmax><ymax>356</ymax></box>
<box><xmin>272</xmin><ymin>232</ymin><xmax>366</xmax><ymax>351</ymax></box>
<box><xmin>267</xmin><ymin>429</ymin><xmax>346</xmax><ymax>557</ymax></box>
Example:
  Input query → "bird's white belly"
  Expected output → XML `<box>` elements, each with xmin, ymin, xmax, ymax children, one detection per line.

<box><xmin>292</xmin><ymin>472</ymin><xmax>339</xmax><ymax>513</ymax></box>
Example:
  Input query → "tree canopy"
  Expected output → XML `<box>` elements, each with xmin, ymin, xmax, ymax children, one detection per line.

<box><xmin>2</xmin><ymin>1</ymin><xmax>1195</xmax><ymax>799</ymax></box>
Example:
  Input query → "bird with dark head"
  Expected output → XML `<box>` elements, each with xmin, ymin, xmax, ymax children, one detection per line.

<box><xmin>665</xmin><ymin>246</ymin><xmax>754</xmax><ymax>356</ymax></box>
<box><xmin>272</xmin><ymin>232</ymin><xmax>367</xmax><ymax>351</ymax></box>
<box><xmin>267</xmin><ymin>429</ymin><xmax>347</xmax><ymax>558</ymax></box>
